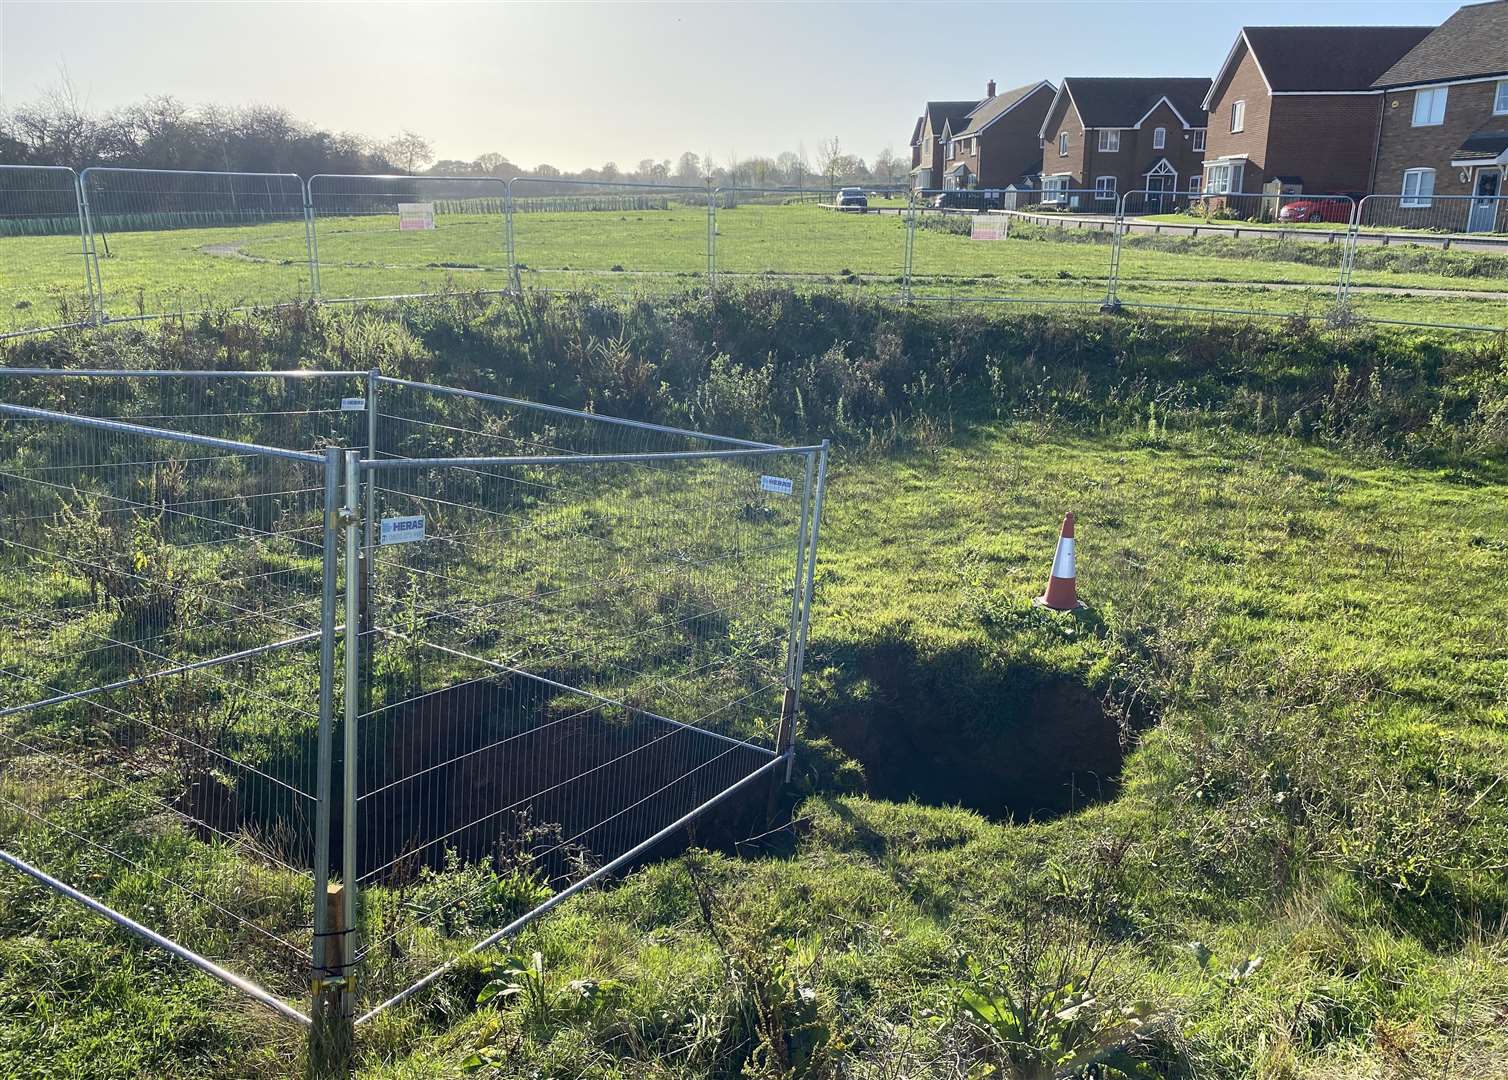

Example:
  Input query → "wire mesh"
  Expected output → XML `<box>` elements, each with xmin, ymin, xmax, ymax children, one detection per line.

<box><xmin>1113</xmin><ymin>191</ymin><xmax>1355</xmax><ymax>319</ymax></box>
<box><xmin>306</xmin><ymin>174</ymin><xmax>512</xmax><ymax>303</ymax></box>
<box><xmin>0</xmin><ymin>369</ymin><xmax>824</xmax><ymax>1031</ymax></box>
<box><xmin>509</xmin><ymin>177</ymin><xmax>711</xmax><ymax>292</ymax></box>
<box><xmin>79</xmin><ymin>168</ymin><xmax>310</xmax><ymax>322</ymax></box>
<box><xmin>908</xmin><ymin>188</ymin><xmax>1115</xmax><ymax>308</ymax></box>
<box><xmin>0</xmin><ymin>384</ymin><xmax>334</xmax><ymax>1011</ymax></box>
<box><xmin>348</xmin><ymin>384</ymin><xmax>816</xmax><ymax>1015</ymax></box>
<box><xmin>712</xmin><ymin>186</ymin><xmax>908</xmax><ymax>293</ymax></box>
<box><xmin>1351</xmin><ymin>195</ymin><xmax>1508</xmax><ymax>328</ymax></box>
<box><xmin>0</xmin><ymin>165</ymin><xmax>94</xmax><ymax>335</ymax></box>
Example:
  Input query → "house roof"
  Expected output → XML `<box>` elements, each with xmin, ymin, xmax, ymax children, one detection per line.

<box><xmin>1373</xmin><ymin>1</ymin><xmax>1508</xmax><ymax>88</ymax></box>
<box><xmin>1047</xmin><ymin>78</ymin><xmax>1211</xmax><ymax>135</ymax></box>
<box><xmin>1231</xmin><ymin>26</ymin><xmax>1432</xmax><ymax>95</ymax></box>
<box><xmin>909</xmin><ymin>117</ymin><xmax>924</xmax><ymax>147</ymax></box>
<box><xmin>954</xmin><ymin>81</ymin><xmax>1055</xmax><ymax>137</ymax></box>
<box><xmin>922</xmin><ymin>100</ymin><xmax>980</xmax><ymax>136</ymax></box>
<box><xmin>1455</xmin><ymin>130</ymin><xmax>1508</xmax><ymax>160</ymax></box>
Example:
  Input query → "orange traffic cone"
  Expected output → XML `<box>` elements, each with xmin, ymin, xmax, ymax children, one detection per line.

<box><xmin>1035</xmin><ymin>512</ymin><xmax>1086</xmax><ymax>611</ymax></box>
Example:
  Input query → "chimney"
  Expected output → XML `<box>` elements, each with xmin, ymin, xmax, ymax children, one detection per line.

<box><xmin>986</xmin><ymin>79</ymin><xmax>996</xmax><ymax>98</ymax></box>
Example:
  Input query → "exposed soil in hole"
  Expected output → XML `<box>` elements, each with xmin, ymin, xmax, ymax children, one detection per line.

<box><xmin>180</xmin><ymin>674</ymin><xmax>775</xmax><ymax>884</ymax></box>
<box><xmin>807</xmin><ymin>636</ymin><xmax>1137</xmax><ymax>819</ymax></box>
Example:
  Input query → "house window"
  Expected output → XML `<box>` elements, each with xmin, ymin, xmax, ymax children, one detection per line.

<box><xmin>1495</xmin><ymin>80</ymin><xmax>1508</xmax><ymax>115</ymax></box>
<box><xmin>1043</xmin><ymin>176</ymin><xmax>1069</xmax><ymax>203</ymax></box>
<box><xmin>1189</xmin><ymin>176</ymin><xmax>1202</xmax><ymax>195</ymax></box>
<box><xmin>1098</xmin><ymin>129</ymin><xmax>1120</xmax><ymax>152</ymax></box>
<box><xmin>1095</xmin><ymin>176</ymin><xmax>1117</xmax><ymax>201</ymax></box>
<box><xmin>1059</xmin><ymin>132</ymin><xmax>1069</xmax><ymax>157</ymax></box>
<box><xmin>1192</xmin><ymin>129</ymin><xmax>1206</xmax><ymax>152</ymax></box>
<box><xmin>1411</xmin><ymin>87</ymin><xmax>1447</xmax><ymax>126</ymax></box>
<box><xmin>1205</xmin><ymin>160</ymin><xmax>1245</xmax><ymax>195</ymax></box>
<box><xmin>1230</xmin><ymin>100</ymin><xmax>1245</xmax><ymax>133</ymax></box>
<box><xmin>1153</xmin><ymin>127</ymin><xmax>1166</xmax><ymax>150</ymax></box>
<box><xmin>1401</xmin><ymin>167</ymin><xmax>1436</xmax><ymax>208</ymax></box>
<box><xmin>946</xmin><ymin>140</ymin><xmax>954</xmax><ymax>160</ymax></box>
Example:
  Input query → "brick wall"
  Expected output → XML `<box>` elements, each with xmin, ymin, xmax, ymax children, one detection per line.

<box><xmin>1265</xmin><ymin>95</ymin><xmax>1382</xmax><ymax>194</ymax></box>
<box><xmin>1041</xmin><ymin>95</ymin><xmax>1087</xmax><ymax>190</ymax></box>
<box><xmin>976</xmin><ymin>85</ymin><xmax>1056</xmax><ymax>187</ymax></box>
<box><xmin>1375</xmin><ymin>80</ymin><xmax>1508</xmax><ymax>197</ymax></box>
<box><xmin>1204</xmin><ymin>42</ymin><xmax>1272</xmax><ymax>192</ymax></box>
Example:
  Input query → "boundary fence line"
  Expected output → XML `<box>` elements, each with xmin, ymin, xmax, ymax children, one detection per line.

<box><xmin>3</xmin><ymin>164</ymin><xmax>1506</xmax><ymax>336</ymax></box>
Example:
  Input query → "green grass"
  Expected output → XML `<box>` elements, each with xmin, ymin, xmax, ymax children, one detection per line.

<box><xmin>5</xmin><ymin>202</ymin><xmax>1507</xmax><ymax>336</ymax></box>
<box><xmin>3</xmin><ymin>293</ymin><xmax>1508</xmax><ymax>1077</ymax></box>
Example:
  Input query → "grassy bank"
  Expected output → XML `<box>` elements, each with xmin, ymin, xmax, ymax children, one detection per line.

<box><xmin>2</xmin><ymin>290</ymin><xmax>1508</xmax><ymax>1078</ymax></box>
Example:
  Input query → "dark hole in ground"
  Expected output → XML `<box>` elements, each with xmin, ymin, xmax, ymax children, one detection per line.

<box><xmin>806</xmin><ymin>635</ymin><xmax>1136</xmax><ymax>820</ymax></box>
<box><xmin>180</xmin><ymin>673</ymin><xmax>778</xmax><ymax>885</ymax></box>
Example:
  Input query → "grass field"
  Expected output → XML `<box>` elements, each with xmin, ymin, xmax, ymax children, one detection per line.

<box><xmin>3</xmin><ymin>292</ymin><xmax>1508</xmax><ymax>1078</ymax></box>
<box><xmin>4</xmin><ymin>202</ymin><xmax>1507</xmax><ymax>336</ymax></box>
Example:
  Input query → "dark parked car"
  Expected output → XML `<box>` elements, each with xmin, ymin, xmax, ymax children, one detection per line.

<box><xmin>930</xmin><ymin>190</ymin><xmax>1003</xmax><ymax>211</ymax></box>
<box><xmin>1277</xmin><ymin>197</ymin><xmax>1355</xmax><ymax>224</ymax></box>
<box><xmin>836</xmin><ymin>187</ymin><xmax>869</xmax><ymax>211</ymax></box>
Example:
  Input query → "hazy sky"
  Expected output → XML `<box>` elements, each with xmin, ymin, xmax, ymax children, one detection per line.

<box><xmin>0</xmin><ymin>0</ymin><xmax>1468</xmax><ymax>171</ymax></box>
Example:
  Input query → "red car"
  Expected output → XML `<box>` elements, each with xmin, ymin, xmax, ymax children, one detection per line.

<box><xmin>1277</xmin><ymin>197</ymin><xmax>1354</xmax><ymax>224</ymax></box>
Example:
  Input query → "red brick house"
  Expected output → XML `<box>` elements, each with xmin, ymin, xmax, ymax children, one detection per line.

<box><xmin>910</xmin><ymin>99</ymin><xmax>979</xmax><ymax>191</ymax></box>
<box><xmin>1370</xmin><ymin>1</ymin><xmax>1508</xmax><ymax>231</ymax></box>
<box><xmin>936</xmin><ymin>80</ymin><xmax>1057</xmax><ymax>191</ymax></box>
<box><xmin>1201</xmin><ymin>25</ymin><xmax>1432</xmax><ymax>197</ymax></box>
<box><xmin>1037</xmin><ymin>78</ymin><xmax>1211</xmax><ymax>209</ymax></box>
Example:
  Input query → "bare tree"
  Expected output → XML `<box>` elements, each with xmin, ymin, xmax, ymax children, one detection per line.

<box><xmin>381</xmin><ymin>130</ymin><xmax>434</xmax><ymax>174</ymax></box>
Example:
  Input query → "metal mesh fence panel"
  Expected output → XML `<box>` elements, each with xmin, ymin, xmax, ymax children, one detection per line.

<box><xmin>0</xmin><ymin>165</ymin><xmax>94</xmax><ymax>335</ymax></box>
<box><xmin>79</xmin><ymin>169</ymin><xmax>310</xmax><ymax>322</ymax></box>
<box><xmin>0</xmin><ymin>370</ymin><xmax>826</xmax><ymax>1038</ymax></box>
<box><xmin>1114</xmin><ymin>191</ymin><xmax>1355</xmax><ymax>319</ymax></box>
<box><xmin>347</xmin><ymin>401</ymin><xmax>820</xmax><ymax>1016</ymax></box>
<box><xmin>510</xmin><ymin>177</ymin><xmax>711</xmax><ymax>292</ymax></box>
<box><xmin>712</xmin><ymin>186</ymin><xmax>907</xmax><ymax>293</ymax></box>
<box><xmin>0</xmin><ymin>384</ymin><xmax>338</xmax><ymax>1020</ymax></box>
<box><xmin>908</xmin><ymin>189</ymin><xmax>1115</xmax><ymax>308</ymax></box>
<box><xmin>1351</xmin><ymin>195</ymin><xmax>1508</xmax><ymax>329</ymax></box>
<box><xmin>307</xmin><ymin>174</ymin><xmax>511</xmax><ymax>303</ymax></box>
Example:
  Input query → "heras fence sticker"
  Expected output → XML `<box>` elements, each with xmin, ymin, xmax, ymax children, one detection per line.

<box><xmin>971</xmin><ymin>215</ymin><xmax>1007</xmax><ymax>241</ymax></box>
<box><xmin>759</xmin><ymin>475</ymin><xmax>794</xmax><ymax>496</ymax></box>
<box><xmin>398</xmin><ymin>203</ymin><xmax>436</xmax><ymax>231</ymax></box>
<box><xmin>340</xmin><ymin>397</ymin><xmax>366</xmax><ymax>411</ymax></box>
<box><xmin>379</xmin><ymin>515</ymin><xmax>426</xmax><ymax>545</ymax></box>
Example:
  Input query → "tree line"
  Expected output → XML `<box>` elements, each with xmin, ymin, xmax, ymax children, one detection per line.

<box><xmin>1</xmin><ymin>86</ymin><xmax>905</xmax><ymax>191</ymax></box>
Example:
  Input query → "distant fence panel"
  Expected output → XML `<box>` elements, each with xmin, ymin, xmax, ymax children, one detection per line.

<box><xmin>509</xmin><ymin>177</ymin><xmax>711</xmax><ymax>292</ymax></box>
<box><xmin>1351</xmin><ymin>195</ymin><xmax>1508</xmax><ymax>328</ymax></box>
<box><xmin>1115</xmin><ymin>191</ymin><xmax>1355</xmax><ymax>320</ymax></box>
<box><xmin>908</xmin><ymin>188</ymin><xmax>1116</xmax><ymax>309</ymax></box>
<box><xmin>714</xmin><ymin>186</ymin><xmax>907</xmax><ymax>292</ymax></box>
<box><xmin>0</xmin><ymin>166</ymin><xmax>94</xmax><ymax>334</ymax></box>
<box><xmin>307</xmin><ymin>174</ymin><xmax>511</xmax><ymax>302</ymax></box>
<box><xmin>80</xmin><ymin>169</ymin><xmax>309</xmax><ymax>322</ymax></box>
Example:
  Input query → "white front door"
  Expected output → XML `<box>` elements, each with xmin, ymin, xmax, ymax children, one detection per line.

<box><xmin>1468</xmin><ymin>169</ymin><xmax>1501</xmax><ymax>233</ymax></box>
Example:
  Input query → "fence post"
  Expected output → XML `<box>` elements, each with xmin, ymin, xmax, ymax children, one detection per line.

<box><xmin>505</xmin><ymin>179</ymin><xmax>520</xmax><ymax>293</ymax></box>
<box><xmin>706</xmin><ymin>182</ymin><xmax>718</xmax><ymax>292</ymax></box>
<box><xmin>304</xmin><ymin>178</ymin><xmax>322</xmax><ymax>299</ymax></box>
<box><xmin>309</xmin><ymin>446</ymin><xmax>352</xmax><ymax>1075</ymax></box>
<box><xmin>786</xmin><ymin>440</ymin><xmax>828</xmax><ymax>782</ymax></box>
<box><xmin>1339</xmin><ymin>197</ymin><xmax>1362</xmax><ymax>308</ymax></box>
<box><xmin>902</xmin><ymin>192</ymin><xmax>917</xmax><ymax>303</ymax></box>
<box><xmin>340</xmin><ymin>450</ymin><xmax>363</xmax><ymax>1029</ymax></box>
<box><xmin>67</xmin><ymin>170</ymin><xmax>99</xmax><ymax>325</ymax></box>
<box><xmin>1101</xmin><ymin>192</ymin><xmax>1125</xmax><ymax>313</ymax></box>
<box><xmin>77</xmin><ymin>169</ymin><xmax>105</xmax><ymax>324</ymax></box>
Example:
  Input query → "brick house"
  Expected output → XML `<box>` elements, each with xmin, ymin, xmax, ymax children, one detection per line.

<box><xmin>1037</xmin><ymin>78</ymin><xmax>1211</xmax><ymax>210</ymax></box>
<box><xmin>936</xmin><ymin>80</ymin><xmax>1057</xmax><ymax>191</ymax></box>
<box><xmin>1201</xmin><ymin>26</ymin><xmax>1432</xmax><ymax>197</ymax></box>
<box><xmin>1371</xmin><ymin>0</ymin><xmax>1508</xmax><ymax>231</ymax></box>
<box><xmin>910</xmin><ymin>99</ymin><xmax>978</xmax><ymax>190</ymax></box>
